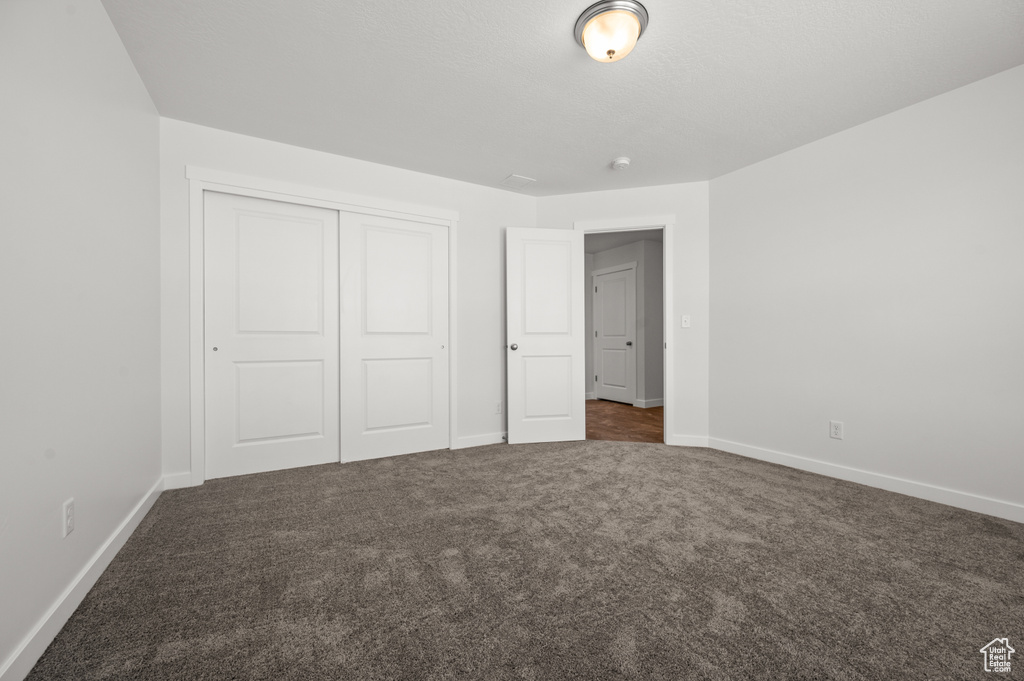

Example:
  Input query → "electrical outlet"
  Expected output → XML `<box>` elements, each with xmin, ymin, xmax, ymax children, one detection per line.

<box><xmin>62</xmin><ymin>498</ymin><xmax>75</xmax><ymax>538</ymax></box>
<box><xmin>829</xmin><ymin>421</ymin><xmax>844</xmax><ymax>440</ymax></box>
<box><xmin>495</xmin><ymin>401</ymin><xmax>503</xmax><ymax>414</ymax></box>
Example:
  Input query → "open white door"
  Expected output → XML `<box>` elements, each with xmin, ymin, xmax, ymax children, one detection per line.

<box><xmin>506</xmin><ymin>228</ymin><xmax>585</xmax><ymax>444</ymax></box>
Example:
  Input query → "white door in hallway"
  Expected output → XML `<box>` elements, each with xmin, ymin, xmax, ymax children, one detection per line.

<box><xmin>339</xmin><ymin>212</ymin><xmax>449</xmax><ymax>460</ymax></box>
<box><xmin>204</xmin><ymin>192</ymin><xmax>340</xmax><ymax>479</ymax></box>
<box><xmin>506</xmin><ymin>228</ymin><xmax>585</xmax><ymax>444</ymax></box>
<box><xmin>593</xmin><ymin>265</ymin><xmax>637</xmax><ymax>404</ymax></box>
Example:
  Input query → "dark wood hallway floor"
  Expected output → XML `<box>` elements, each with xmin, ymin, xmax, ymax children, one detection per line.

<box><xmin>586</xmin><ymin>399</ymin><xmax>664</xmax><ymax>443</ymax></box>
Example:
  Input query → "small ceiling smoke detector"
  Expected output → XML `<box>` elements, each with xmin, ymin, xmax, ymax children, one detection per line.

<box><xmin>502</xmin><ymin>173</ymin><xmax>536</xmax><ymax>189</ymax></box>
<box><xmin>611</xmin><ymin>157</ymin><xmax>631</xmax><ymax>170</ymax></box>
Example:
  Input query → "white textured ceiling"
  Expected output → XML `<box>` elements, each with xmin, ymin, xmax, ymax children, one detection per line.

<box><xmin>101</xmin><ymin>0</ymin><xmax>1024</xmax><ymax>196</ymax></box>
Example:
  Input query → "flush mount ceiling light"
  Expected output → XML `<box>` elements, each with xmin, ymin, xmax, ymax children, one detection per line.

<box><xmin>574</xmin><ymin>0</ymin><xmax>649</xmax><ymax>63</ymax></box>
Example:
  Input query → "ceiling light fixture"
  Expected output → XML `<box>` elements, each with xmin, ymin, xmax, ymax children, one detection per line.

<box><xmin>574</xmin><ymin>0</ymin><xmax>649</xmax><ymax>63</ymax></box>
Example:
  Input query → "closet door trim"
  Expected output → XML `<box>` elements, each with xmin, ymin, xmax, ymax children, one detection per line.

<box><xmin>186</xmin><ymin>166</ymin><xmax>459</xmax><ymax>486</ymax></box>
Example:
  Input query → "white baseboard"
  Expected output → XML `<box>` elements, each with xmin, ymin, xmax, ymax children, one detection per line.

<box><xmin>452</xmin><ymin>432</ymin><xmax>507</xmax><ymax>449</ymax></box>
<box><xmin>708</xmin><ymin>437</ymin><xmax>1024</xmax><ymax>524</ymax></box>
<box><xmin>632</xmin><ymin>398</ymin><xmax>664</xmax><ymax>408</ymax></box>
<box><xmin>585</xmin><ymin>393</ymin><xmax>595</xmax><ymax>400</ymax></box>
<box><xmin>161</xmin><ymin>471</ymin><xmax>195</xmax><ymax>490</ymax></box>
<box><xmin>1</xmin><ymin>478</ymin><xmax>163</xmax><ymax>681</ymax></box>
<box><xmin>665</xmin><ymin>434</ymin><xmax>710</xmax><ymax>447</ymax></box>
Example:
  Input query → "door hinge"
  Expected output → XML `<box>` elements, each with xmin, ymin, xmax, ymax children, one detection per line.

<box><xmin>595</xmin><ymin>374</ymin><xmax>598</xmax><ymax>382</ymax></box>
<box><xmin>594</xmin><ymin>331</ymin><xmax>597</xmax><ymax>337</ymax></box>
<box><xmin>594</xmin><ymin>286</ymin><xmax>597</xmax><ymax>292</ymax></box>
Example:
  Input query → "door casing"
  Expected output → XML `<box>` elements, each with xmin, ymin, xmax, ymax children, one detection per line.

<box><xmin>575</xmin><ymin>216</ymin><xmax>675</xmax><ymax>444</ymax></box>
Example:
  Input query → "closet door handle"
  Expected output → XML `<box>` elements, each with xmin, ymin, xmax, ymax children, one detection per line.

<box><xmin>626</xmin><ymin>341</ymin><xmax>632</xmax><ymax>346</ymax></box>
<box><xmin>510</xmin><ymin>343</ymin><xmax>519</xmax><ymax>351</ymax></box>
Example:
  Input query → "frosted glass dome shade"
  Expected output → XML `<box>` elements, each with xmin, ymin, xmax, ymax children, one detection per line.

<box><xmin>581</xmin><ymin>10</ymin><xmax>641</xmax><ymax>62</ymax></box>
<box><xmin>574</xmin><ymin>1</ymin><xmax>648</xmax><ymax>63</ymax></box>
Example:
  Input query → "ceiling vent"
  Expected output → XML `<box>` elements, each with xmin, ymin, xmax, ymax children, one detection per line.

<box><xmin>501</xmin><ymin>174</ymin><xmax>536</xmax><ymax>189</ymax></box>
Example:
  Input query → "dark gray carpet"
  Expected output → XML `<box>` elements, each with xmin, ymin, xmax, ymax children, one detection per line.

<box><xmin>28</xmin><ymin>441</ymin><xmax>1024</xmax><ymax>680</ymax></box>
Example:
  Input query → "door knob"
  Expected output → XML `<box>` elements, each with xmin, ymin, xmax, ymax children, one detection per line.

<box><xmin>626</xmin><ymin>341</ymin><xmax>632</xmax><ymax>346</ymax></box>
<box><xmin>510</xmin><ymin>343</ymin><xmax>519</xmax><ymax>351</ymax></box>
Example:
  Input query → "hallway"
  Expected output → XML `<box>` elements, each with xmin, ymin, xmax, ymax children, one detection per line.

<box><xmin>585</xmin><ymin>399</ymin><xmax>664</xmax><ymax>443</ymax></box>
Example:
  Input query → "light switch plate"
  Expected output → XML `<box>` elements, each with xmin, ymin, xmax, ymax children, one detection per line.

<box><xmin>681</xmin><ymin>315</ymin><xmax>691</xmax><ymax>328</ymax></box>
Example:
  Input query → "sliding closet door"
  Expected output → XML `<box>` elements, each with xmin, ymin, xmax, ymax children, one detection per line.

<box><xmin>339</xmin><ymin>212</ymin><xmax>449</xmax><ymax>460</ymax></box>
<box><xmin>204</xmin><ymin>192</ymin><xmax>340</xmax><ymax>479</ymax></box>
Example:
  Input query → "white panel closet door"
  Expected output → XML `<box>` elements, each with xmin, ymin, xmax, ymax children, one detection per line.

<box><xmin>204</xmin><ymin>192</ymin><xmax>340</xmax><ymax>479</ymax></box>
<box><xmin>506</xmin><ymin>228</ymin><xmax>585</xmax><ymax>444</ymax></box>
<box><xmin>340</xmin><ymin>212</ymin><xmax>449</xmax><ymax>460</ymax></box>
<box><xmin>594</xmin><ymin>266</ymin><xmax>637</xmax><ymax>404</ymax></box>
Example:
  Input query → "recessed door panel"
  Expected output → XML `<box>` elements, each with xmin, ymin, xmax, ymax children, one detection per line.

<box><xmin>601</xmin><ymin>278</ymin><xmax>628</xmax><ymax>337</ymax></box>
<box><xmin>364</xmin><ymin>358</ymin><xmax>432</xmax><ymax>430</ymax></box>
<box><xmin>341</xmin><ymin>213</ymin><xmax>449</xmax><ymax>460</ymax></box>
<box><xmin>236</xmin><ymin>361</ymin><xmax>324</xmax><ymax>443</ymax></box>
<box><xmin>522</xmin><ymin>241</ymin><xmax>571</xmax><ymax>335</ymax></box>
<box><xmin>599</xmin><ymin>349</ymin><xmax>628</xmax><ymax>389</ymax></box>
<box><xmin>205</xmin><ymin>192</ymin><xmax>340</xmax><ymax>479</ymax></box>
<box><xmin>506</xmin><ymin>229</ymin><xmax>585</xmax><ymax>444</ymax></box>
<box><xmin>236</xmin><ymin>214</ymin><xmax>324</xmax><ymax>334</ymax></box>
<box><xmin>523</xmin><ymin>356</ymin><xmax>572</xmax><ymax>419</ymax></box>
<box><xmin>364</xmin><ymin>227</ymin><xmax>432</xmax><ymax>334</ymax></box>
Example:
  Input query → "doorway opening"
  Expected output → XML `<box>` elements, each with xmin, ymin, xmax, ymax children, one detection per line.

<box><xmin>584</xmin><ymin>228</ymin><xmax>664</xmax><ymax>443</ymax></box>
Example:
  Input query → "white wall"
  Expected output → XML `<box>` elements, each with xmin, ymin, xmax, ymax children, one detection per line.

<box><xmin>0</xmin><ymin>1</ymin><xmax>162</xmax><ymax>677</ymax></box>
<box><xmin>710</xmin><ymin>64</ymin><xmax>1024</xmax><ymax>521</ymax></box>
<box><xmin>159</xmin><ymin>119</ymin><xmax>537</xmax><ymax>478</ymax></box>
<box><xmin>538</xmin><ymin>183</ymin><xmax>711</xmax><ymax>444</ymax></box>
